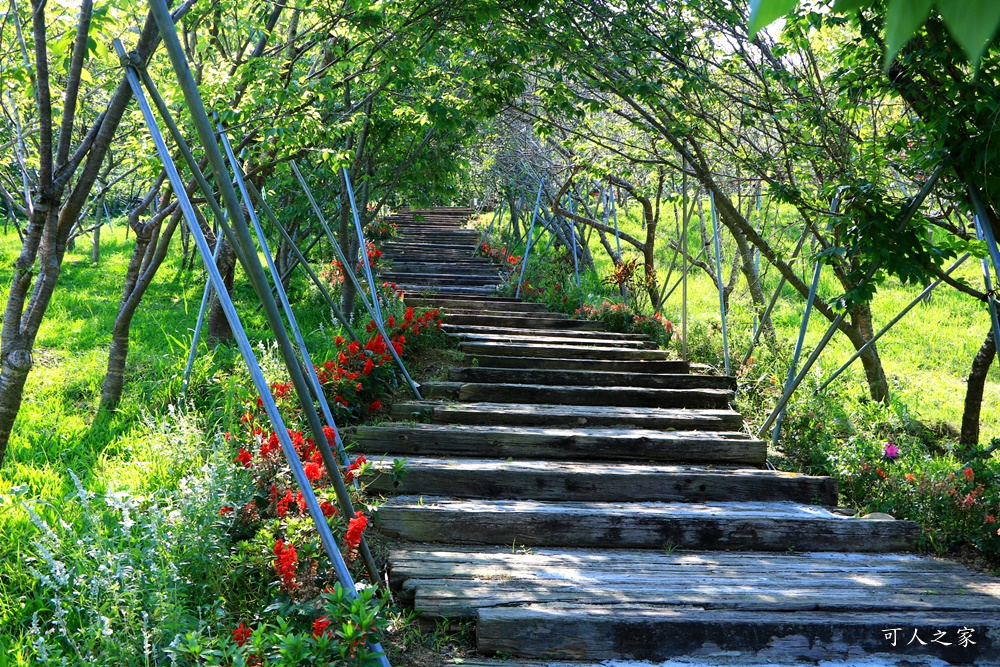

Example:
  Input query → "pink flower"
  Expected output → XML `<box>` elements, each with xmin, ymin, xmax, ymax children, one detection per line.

<box><xmin>883</xmin><ymin>443</ymin><xmax>900</xmax><ymax>460</ymax></box>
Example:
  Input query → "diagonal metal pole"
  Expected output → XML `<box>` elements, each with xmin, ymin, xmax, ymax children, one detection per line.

<box><xmin>968</xmin><ymin>186</ymin><xmax>1000</xmax><ymax>352</ymax></box>
<box><xmin>218</xmin><ymin>121</ymin><xmax>350</xmax><ymax>465</ymax></box>
<box><xmin>180</xmin><ymin>228</ymin><xmax>224</xmax><ymax>401</ymax></box>
<box><xmin>244</xmin><ymin>180</ymin><xmax>360</xmax><ymax>346</ymax></box>
<box><xmin>116</xmin><ymin>40</ymin><xmax>387</xmax><ymax>663</ymax></box>
<box><xmin>815</xmin><ymin>253</ymin><xmax>970</xmax><ymax>394</ymax></box>
<box><xmin>128</xmin><ymin>9</ymin><xmax>387</xmax><ymax>617</ymax></box>
<box><xmin>516</xmin><ymin>179</ymin><xmax>545</xmax><ymax>298</ymax></box>
<box><xmin>709</xmin><ymin>191</ymin><xmax>731</xmax><ymax>376</ymax></box>
<box><xmin>292</xmin><ymin>162</ymin><xmax>422</xmax><ymax>399</ymax></box>
<box><xmin>473</xmin><ymin>204</ymin><xmax>502</xmax><ymax>258</ymax></box>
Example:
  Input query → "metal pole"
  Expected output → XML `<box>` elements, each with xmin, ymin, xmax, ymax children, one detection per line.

<box><xmin>125</xmin><ymin>13</ymin><xmax>386</xmax><ymax>616</ymax></box>
<box><xmin>570</xmin><ymin>196</ymin><xmax>581</xmax><ymax>292</ymax></box>
<box><xmin>709</xmin><ymin>191</ymin><xmax>731</xmax><ymax>375</ymax></box>
<box><xmin>515</xmin><ymin>179</ymin><xmax>545</xmax><ymax>298</ymax></box>
<box><xmin>343</xmin><ymin>167</ymin><xmax>424</xmax><ymax>400</ymax></box>
<box><xmin>681</xmin><ymin>173</ymin><xmax>689</xmax><ymax>360</ymax></box>
<box><xmin>180</xmin><ymin>230</ymin><xmax>224</xmax><ymax>401</ymax></box>
<box><xmin>968</xmin><ymin>186</ymin><xmax>1000</xmax><ymax>353</ymax></box>
<box><xmin>116</xmin><ymin>38</ymin><xmax>381</xmax><ymax>645</ymax></box>
<box><xmin>218</xmin><ymin>122</ymin><xmax>349</xmax><ymax>465</ymax></box>
<box><xmin>473</xmin><ymin>205</ymin><xmax>502</xmax><ymax>258</ymax></box>
<box><xmin>815</xmin><ymin>253</ymin><xmax>970</xmax><ymax>393</ymax></box>
<box><xmin>292</xmin><ymin>162</ymin><xmax>422</xmax><ymax>399</ymax></box>
<box><xmin>771</xmin><ymin>258</ymin><xmax>822</xmax><ymax>449</ymax></box>
<box><xmin>243</xmin><ymin>180</ymin><xmax>360</xmax><ymax>346</ymax></box>
<box><xmin>610</xmin><ymin>186</ymin><xmax>622</xmax><ymax>259</ymax></box>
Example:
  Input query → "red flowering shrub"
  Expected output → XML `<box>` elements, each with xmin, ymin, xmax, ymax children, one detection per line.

<box><xmin>478</xmin><ymin>241</ymin><xmax>521</xmax><ymax>268</ymax></box>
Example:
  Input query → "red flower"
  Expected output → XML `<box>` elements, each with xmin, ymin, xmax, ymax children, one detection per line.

<box><xmin>368</xmin><ymin>400</ymin><xmax>382</xmax><ymax>412</ymax></box>
<box><xmin>219</xmin><ymin>506</ymin><xmax>234</xmax><ymax>515</ymax></box>
<box><xmin>233</xmin><ymin>622</ymin><xmax>252</xmax><ymax>647</ymax></box>
<box><xmin>964</xmin><ymin>467</ymin><xmax>975</xmax><ymax>482</ymax></box>
<box><xmin>277</xmin><ymin>489</ymin><xmax>295</xmax><ymax>517</ymax></box>
<box><xmin>305</xmin><ymin>461</ymin><xmax>324</xmax><ymax>482</ymax></box>
<box><xmin>323</xmin><ymin>425</ymin><xmax>338</xmax><ymax>446</ymax></box>
<box><xmin>344</xmin><ymin>511</ymin><xmax>368</xmax><ymax>549</ymax></box>
<box><xmin>313</xmin><ymin>616</ymin><xmax>332</xmax><ymax>638</ymax></box>
<box><xmin>986</xmin><ymin>515</ymin><xmax>996</xmax><ymax>524</ymax></box>
<box><xmin>345</xmin><ymin>455</ymin><xmax>367</xmax><ymax>482</ymax></box>
<box><xmin>235</xmin><ymin>448</ymin><xmax>253</xmax><ymax>468</ymax></box>
<box><xmin>362</xmin><ymin>358</ymin><xmax>375</xmax><ymax>376</ymax></box>
<box><xmin>320</xmin><ymin>501</ymin><xmax>338</xmax><ymax>517</ymax></box>
<box><xmin>273</xmin><ymin>539</ymin><xmax>298</xmax><ymax>590</ymax></box>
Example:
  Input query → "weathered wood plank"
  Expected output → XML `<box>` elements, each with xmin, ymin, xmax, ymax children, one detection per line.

<box><xmin>408</xmin><ymin>577</ymin><xmax>1000</xmax><ymax>619</ymax></box>
<box><xmin>387</xmin><ymin>401</ymin><xmax>746</xmax><ymax>431</ymax></box>
<box><xmin>356</xmin><ymin>423</ymin><xmax>761</xmax><ymax>463</ymax></box>
<box><xmin>476</xmin><ymin>605</ymin><xmax>1000</xmax><ymax>663</ymax></box>
<box><xmin>440</xmin><ymin>383</ymin><xmax>733</xmax><ymax>410</ymax></box>
<box><xmin>452</xmin><ymin>332</ymin><xmax>651</xmax><ymax>348</ymax></box>
<box><xmin>363</xmin><ymin>457</ymin><xmax>836</xmax><ymax>504</ymax></box>
<box><xmin>443</xmin><ymin>325</ymin><xmax>647</xmax><ymax>342</ymax></box>
<box><xmin>449</xmin><ymin>367</ymin><xmax>736</xmax><ymax>391</ymax></box>
<box><xmin>442</xmin><ymin>315</ymin><xmax>601</xmax><ymax>331</ymax></box>
<box><xmin>376</xmin><ymin>497</ymin><xmax>920</xmax><ymax>551</ymax></box>
<box><xmin>465</xmin><ymin>355</ymin><xmax>689</xmax><ymax>374</ymax></box>
<box><xmin>461</xmin><ymin>342</ymin><xmax>672</xmax><ymax>360</ymax></box>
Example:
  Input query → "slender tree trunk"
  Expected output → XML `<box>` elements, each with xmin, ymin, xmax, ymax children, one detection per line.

<box><xmin>207</xmin><ymin>239</ymin><xmax>236</xmax><ymax>343</ymax></box>
<box><xmin>848</xmin><ymin>304</ymin><xmax>889</xmax><ymax>402</ymax></box>
<box><xmin>960</xmin><ymin>329</ymin><xmax>995</xmax><ymax>450</ymax></box>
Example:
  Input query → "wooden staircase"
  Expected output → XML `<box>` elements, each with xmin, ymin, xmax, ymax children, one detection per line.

<box><xmin>358</xmin><ymin>207</ymin><xmax>1000</xmax><ymax>665</ymax></box>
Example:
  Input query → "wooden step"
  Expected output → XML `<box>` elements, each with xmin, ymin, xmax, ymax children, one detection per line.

<box><xmin>452</xmin><ymin>332</ymin><xmax>652</xmax><ymax>348</ymax></box>
<box><xmin>449</xmin><ymin>367</ymin><xmax>736</xmax><ymax>391</ymax></box>
<box><xmin>355</xmin><ymin>423</ymin><xmax>761</xmax><ymax>463</ymax></box>
<box><xmin>477</xmin><ymin>605</ymin><xmax>1000</xmax><ymax>663</ymax></box>
<box><xmin>461</xmin><ymin>342</ymin><xmax>671</xmax><ymax>360</ymax></box>
<box><xmin>390</xmin><ymin>548</ymin><xmax>1000</xmax><ymax>622</ymax></box>
<box><xmin>418</xmin><ymin>382</ymin><xmax>733</xmax><ymax>409</ymax></box>
<box><xmin>443</xmin><ymin>325</ymin><xmax>646</xmax><ymax>342</ymax></box>
<box><xmin>399</xmin><ymin>285</ymin><xmax>498</xmax><ymax>296</ymax></box>
<box><xmin>365</xmin><ymin>457</ymin><xmax>836</xmax><ymax>504</ymax></box>
<box><xmin>442</xmin><ymin>315</ymin><xmax>602</xmax><ymax>331</ymax></box>
<box><xmin>465</xmin><ymin>355</ymin><xmax>689</xmax><ymax>374</ymax></box>
<box><xmin>387</xmin><ymin>401</ymin><xmax>744</xmax><ymax>431</ymax></box>
<box><xmin>376</xmin><ymin>497</ymin><xmax>921</xmax><ymax>551</ymax></box>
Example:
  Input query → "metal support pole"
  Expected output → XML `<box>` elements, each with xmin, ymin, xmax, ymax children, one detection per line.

<box><xmin>218</xmin><ymin>122</ymin><xmax>350</xmax><ymax>465</ymax></box>
<box><xmin>610</xmin><ymin>186</ymin><xmax>622</xmax><ymax>259</ymax></box>
<box><xmin>343</xmin><ymin>167</ymin><xmax>424</xmax><ymax>400</ymax></box>
<box><xmin>125</xmin><ymin>12</ymin><xmax>387</xmax><ymax>627</ymax></box>
<box><xmin>681</xmin><ymin>173</ymin><xmax>689</xmax><ymax>360</ymax></box>
<box><xmin>815</xmin><ymin>253</ymin><xmax>970</xmax><ymax>393</ymax></box>
<box><xmin>116</xmin><ymin>40</ymin><xmax>386</xmax><ymax>664</ymax></box>
<box><xmin>473</xmin><ymin>205</ymin><xmax>502</xmax><ymax>258</ymax></box>
<box><xmin>180</xmin><ymin>229</ymin><xmax>224</xmax><ymax>401</ymax></box>
<box><xmin>968</xmin><ymin>186</ymin><xmax>1000</xmax><ymax>351</ymax></box>
<box><xmin>243</xmin><ymin>180</ymin><xmax>360</xmax><ymax>346</ymax></box>
<box><xmin>516</xmin><ymin>179</ymin><xmax>545</xmax><ymax>298</ymax></box>
<box><xmin>771</xmin><ymin>258</ymin><xmax>822</xmax><ymax>449</ymax></box>
<box><xmin>291</xmin><ymin>162</ymin><xmax>422</xmax><ymax>400</ymax></box>
<box><xmin>709</xmin><ymin>191</ymin><xmax>731</xmax><ymax>375</ymax></box>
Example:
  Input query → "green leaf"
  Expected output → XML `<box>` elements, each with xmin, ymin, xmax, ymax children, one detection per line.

<box><xmin>831</xmin><ymin>0</ymin><xmax>873</xmax><ymax>12</ymax></box>
<box><xmin>937</xmin><ymin>0</ymin><xmax>1000</xmax><ymax>69</ymax></box>
<box><xmin>748</xmin><ymin>0</ymin><xmax>798</xmax><ymax>38</ymax></box>
<box><xmin>883</xmin><ymin>0</ymin><xmax>933</xmax><ymax>70</ymax></box>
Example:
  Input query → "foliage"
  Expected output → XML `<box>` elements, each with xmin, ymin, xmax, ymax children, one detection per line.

<box><xmin>576</xmin><ymin>301</ymin><xmax>675</xmax><ymax>349</ymax></box>
<box><xmin>749</xmin><ymin>0</ymin><xmax>1000</xmax><ymax>69</ymax></box>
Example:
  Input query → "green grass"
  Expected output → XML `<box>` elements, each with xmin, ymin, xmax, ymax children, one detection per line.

<box><xmin>0</xmin><ymin>221</ymin><xmax>344</xmax><ymax>655</ymax></box>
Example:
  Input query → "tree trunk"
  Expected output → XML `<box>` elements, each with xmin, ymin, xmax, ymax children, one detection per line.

<box><xmin>100</xmin><ymin>205</ymin><xmax>180</xmax><ymax>410</ymax></box>
<box><xmin>207</xmin><ymin>239</ymin><xmax>236</xmax><ymax>343</ymax></box>
<box><xmin>960</xmin><ymin>329</ymin><xmax>995</xmax><ymax>450</ymax></box>
<box><xmin>848</xmin><ymin>304</ymin><xmax>889</xmax><ymax>402</ymax></box>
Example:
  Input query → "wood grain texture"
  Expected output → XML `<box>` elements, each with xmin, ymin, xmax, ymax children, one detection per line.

<box><xmin>363</xmin><ymin>457</ymin><xmax>835</xmax><ymax>503</ymax></box>
<box><xmin>376</xmin><ymin>497</ymin><xmax>920</xmax><ymax>551</ymax></box>
<box><xmin>460</xmin><ymin>342</ymin><xmax>672</xmax><ymax>360</ymax></box>
<box><xmin>449</xmin><ymin>367</ymin><xmax>735</xmax><ymax>390</ymax></box>
<box><xmin>356</xmin><ymin>423</ymin><xmax>761</xmax><ymax>462</ymax></box>
<box><xmin>386</xmin><ymin>401</ymin><xmax>746</xmax><ymax>430</ymax></box>
<box><xmin>476</xmin><ymin>605</ymin><xmax>1000</xmax><ymax>663</ymax></box>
